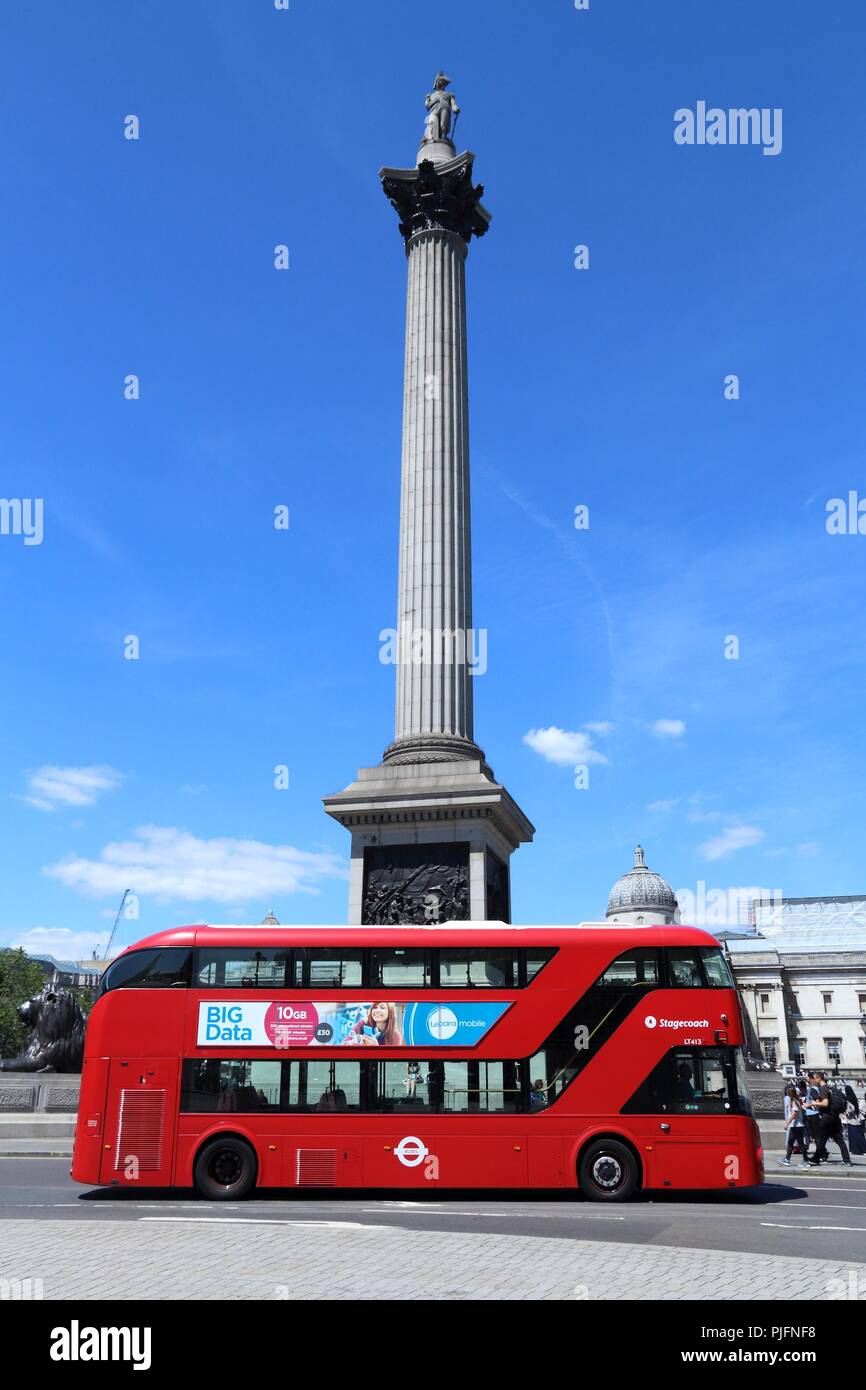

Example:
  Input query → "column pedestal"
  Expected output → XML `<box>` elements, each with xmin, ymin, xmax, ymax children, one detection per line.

<box><xmin>323</xmin><ymin>759</ymin><xmax>532</xmax><ymax>925</ymax></box>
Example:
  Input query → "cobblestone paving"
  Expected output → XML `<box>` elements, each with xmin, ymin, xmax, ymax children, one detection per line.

<box><xmin>1</xmin><ymin>1218</ymin><xmax>865</xmax><ymax>1300</ymax></box>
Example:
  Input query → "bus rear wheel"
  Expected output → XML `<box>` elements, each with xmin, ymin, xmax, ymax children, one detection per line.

<box><xmin>579</xmin><ymin>1139</ymin><xmax>638</xmax><ymax>1202</ymax></box>
<box><xmin>194</xmin><ymin>1137</ymin><xmax>257</xmax><ymax>1201</ymax></box>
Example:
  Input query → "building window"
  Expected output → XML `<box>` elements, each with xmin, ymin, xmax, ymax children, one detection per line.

<box><xmin>794</xmin><ymin>1040</ymin><xmax>806</xmax><ymax>1067</ymax></box>
<box><xmin>825</xmin><ymin>1038</ymin><xmax>842</xmax><ymax>1066</ymax></box>
<box><xmin>822</xmin><ymin>992</ymin><xmax>833</xmax><ymax>1014</ymax></box>
<box><xmin>759</xmin><ymin>992</ymin><xmax>771</xmax><ymax>1014</ymax></box>
<box><xmin>760</xmin><ymin>1038</ymin><xmax>778</xmax><ymax>1066</ymax></box>
<box><xmin>858</xmin><ymin>993</ymin><xmax>866</xmax><ymax>1016</ymax></box>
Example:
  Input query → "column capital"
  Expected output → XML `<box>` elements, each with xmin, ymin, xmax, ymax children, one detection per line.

<box><xmin>379</xmin><ymin>150</ymin><xmax>491</xmax><ymax>249</ymax></box>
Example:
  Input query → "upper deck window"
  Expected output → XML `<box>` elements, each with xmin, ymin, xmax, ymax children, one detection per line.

<box><xmin>598</xmin><ymin>948</ymin><xmax>659</xmax><ymax>987</ymax></box>
<box><xmin>439</xmin><ymin>949</ymin><xmax>516</xmax><ymax>988</ymax></box>
<box><xmin>294</xmin><ymin>948</ymin><xmax>363</xmax><ymax>989</ymax></box>
<box><xmin>369</xmin><ymin>948</ymin><xmax>431</xmax><ymax>988</ymax></box>
<box><xmin>698</xmin><ymin>947</ymin><xmax>734</xmax><ymax>988</ymax></box>
<box><xmin>195</xmin><ymin>948</ymin><xmax>289</xmax><ymax>989</ymax></box>
<box><xmin>101</xmin><ymin>947</ymin><xmax>191</xmax><ymax>992</ymax></box>
<box><xmin>666</xmin><ymin>948</ymin><xmax>703</xmax><ymax>989</ymax></box>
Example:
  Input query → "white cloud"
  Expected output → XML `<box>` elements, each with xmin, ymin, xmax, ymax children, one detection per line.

<box><xmin>8</xmin><ymin>926</ymin><xmax>110</xmax><ymax>960</ymax></box>
<box><xmin>44</xmin><ymin>825</ymin><xmax>347</xmax><ymax>904</ymax></box>
<box><xmin>698</xmin><ymin>825</ymin><xmax>765</xmax><ymax>861</ymax></box>
<box><xmin>647</xmin><ymin>799</ymin><xmax>678</xmax><ymax>812</ymax></box>
<box><xmin>523</xmin><ymin>726</ymin><xmax>609</xmax><ymax>768</ymax></box>
<box><xmin>583</xmin><ymin>721</ymin><xmax>615</xmax><ymax>735</ymax></box>
<box><xmin>20</xmin><ymin>765</ymin><xmax>124</xmax><ymax>812</ymax></box>
<box><xmin>651</xmin><ymin>719</ymin><xmax>686</xmax><ymax>740</ymax></box>
<box><xmin>766</xmin><ymin>840</ymin><xmax>821</xmax><ymax>859</ymax></box>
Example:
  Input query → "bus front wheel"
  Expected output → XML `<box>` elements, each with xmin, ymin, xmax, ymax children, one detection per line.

<box><xmin>194</xmin><ymin>1137</ymin><xmax>258</xmax><ymax>1201</ymax></box>
<box><xmin>578</xmin><ymin>1139</ymin><xmax>638</xmax><ymax>1202</ymax></box>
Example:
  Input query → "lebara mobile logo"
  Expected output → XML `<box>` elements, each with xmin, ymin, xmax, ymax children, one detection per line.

<box><xmin>644</xmin><ymin>1015</ymin><xmax>657</xmax><ymax>1029</ymax></box>
<box><xmin>394</xmin><ymin>1136</ymin><xmax>428</xmax><ymax>1168</ymax></box>
<box><xmin>426</xmin><ymin>1005</ymin><xmax>458</xmax><ymax>1041</ymax></box>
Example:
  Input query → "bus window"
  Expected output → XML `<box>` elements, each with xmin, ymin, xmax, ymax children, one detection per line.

<box><xmin>181</xmin><ymin>1059</ymin><xmax>281</xmax><ymax>1112</ymax></box>
<box><xmin>733</xmin><ymin>1049</ymin><xmax>753</xmax><ymax>1115</ymax></box>
<box><xmin>301</xmin><ymin>1061</ymin><xmax>362</xmax><ymax>1111</ymax></box>
<box><xmin>666</xmin><ymin>949</ymin><xmax>702</xmax><ymax>988</ymax></box>
<box><xmin>195</xmin><ymin>948</ymin><xmax>289</xmax><ymax>988</ymax></box>
<box><xmin>522</xmin><ymin>950</ymin><xmax>556</xmax><ymax>984</ymax></box>
<box><xmin>438</xmin><ymin>949</ymin><xmax>516</xmax><ymax>988</ymax></box>
<box><xmin>369</xmin><ymin>947</ymin><xmax>430</xmax><ymax>988</ymax></box>
<box><xmin>598</xmin><ymin>948</ymin><xmax>659</xmax><ymax>987</ymax></box>
<box><xmin>441</xmin><ymin>1061</ymin><xmax>519</xmax><ymax>1112</ymax></box>
<box><xmin>371</xmin><ymin>1060</ymin><xmax>438</xmax><ymax>1111</ymax></box>
<box><xmin>101</xmin><ymin>947</ymin><xmax>191</xmax><ymax>992</ymax></box>
<box><xmin>294</xmin><ymin>949</ymin><xmax>363</xmax><ymax>989</ymax></box>
<box><xmin>622</xmin><ymin>1047</ymin><xmax>736</xmax><ymax>1115</ymax></box>
<box><xmin>526</xmin><ymin>1049</ymin><xmax>573</xmax><ymax>1108</ymax></box>
<box><xmin>698</xmin><ymin>947</ymin><xmax>734</xmax><ymax>988</ymax></box>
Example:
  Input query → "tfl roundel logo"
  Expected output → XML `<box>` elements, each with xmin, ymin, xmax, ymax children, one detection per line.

<box><xmin>394</xmin><ymin>1136</ymin><xmax>429</xmax><ymax>1168</ymax></box>
<box><xmin>644</xmin><ymin>1015</ymin><xmax>658</xmax><ymax>1029</ymax></box>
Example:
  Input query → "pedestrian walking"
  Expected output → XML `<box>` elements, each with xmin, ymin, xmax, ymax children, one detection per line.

<box><xmin>808</xmin><ymin>1070</ymin><xmax>853</xmax><ymax>1167</ymax></box>
<box><xmin>781</xmin><ymin>1082</ymin><xmax>810</xmax><ymax>1167</ymax></box>
<box><xmin>845</xmin><ymin>1095</ymin><xmax>866</xmax><ymax>1157</ymax></box>
<box><xmin>802</xmin><ymin>1072</ymin><xmax>822</xmax><ymax>1159</ymax></box>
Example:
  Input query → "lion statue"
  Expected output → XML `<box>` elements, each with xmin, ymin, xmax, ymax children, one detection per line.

<box><xmin>0</xmin><ymin>986</ymin><xmax>86</xmax><ymax>1072</ymax></box>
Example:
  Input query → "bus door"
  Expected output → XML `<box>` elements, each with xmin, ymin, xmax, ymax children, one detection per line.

<box><xmin>363</xmin><ymin>1060</ymin><xmax>528</xmax><ymax>1189</ymax></box>
<box><xmin>282</xmin><ymin>1059</ymin><xmax>363</xmax><ymax>1188</ymax></box>
<box><xmin>100</xmin><ymin>1059</ymin><xmax>179</xmax><ymax>1187</ymax></box>
<box><xmin>634</xmin><ymin>1047</ymin><xmax>742</xmax><ymax>1190</ymax></box>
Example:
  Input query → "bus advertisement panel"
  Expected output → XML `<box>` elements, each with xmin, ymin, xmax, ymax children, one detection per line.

<box><xmin>196</xmin><ymin>1000</ymin><xmax>511</xmax><ymax>1048</ymax></box>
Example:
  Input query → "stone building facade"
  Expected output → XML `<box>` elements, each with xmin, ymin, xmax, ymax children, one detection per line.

<box><xmin>727</xmin><ymin>897</ymin><xmax>866</xmax><ymax>1079</ymax></box>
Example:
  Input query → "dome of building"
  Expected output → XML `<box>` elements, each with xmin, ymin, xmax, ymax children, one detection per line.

<box><xmin>606</xmin><ymin>845</ymin><xmax>677</xmax><ymax>921</ymax></box>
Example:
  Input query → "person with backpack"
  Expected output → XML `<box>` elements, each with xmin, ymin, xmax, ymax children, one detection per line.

<box><xmin>808</xmin><ymin>1070</ymin><xmax>853</xmax><ymax>1166</ymax></box>
<box><xmin>801</xmin><ymin>1074</ymin><xmax>822</xmax><ymax>1157</ymax></box>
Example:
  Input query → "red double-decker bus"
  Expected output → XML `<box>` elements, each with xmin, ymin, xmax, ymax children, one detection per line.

<box><xmin>71</xmin><ymin>923</ymin><xmax>763</xmax><ymax>1201</ymax></box>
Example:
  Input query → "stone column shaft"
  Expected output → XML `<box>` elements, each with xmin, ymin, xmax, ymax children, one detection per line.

<box><xmin>395</xmin><ymin>227</ymin><xmax>473</xmax><ymax>749</ymax></box>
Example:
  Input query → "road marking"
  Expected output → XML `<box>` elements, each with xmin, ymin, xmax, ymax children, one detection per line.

<box><xmin>139</xmin><ymin>1216</ymin><xmax>389</xmax><ymax>1231</ymax></box>
<box><xmin>360</xmin><ymin>1206</ymin><xmax>627</xmax><ymax>1221</ymax></box>
<box><xmin>761</xmin><ymin>1222</ymin><xmax>866</xmax><ymax>1233</ymax></box>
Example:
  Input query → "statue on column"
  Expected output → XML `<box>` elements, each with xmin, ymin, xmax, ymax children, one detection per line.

<box><xmin>424</xmin><ymin>72</ymin><xmax>460</xmax><ymax>144</ymax></box>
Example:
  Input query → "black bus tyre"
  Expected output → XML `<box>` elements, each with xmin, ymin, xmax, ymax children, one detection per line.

<box><xmin>194</xmin><ymin>1136</ymin><xmax>258</xmax><ymax>1200</ymax></box>
<box><xmin>579</xmin><ymin>1139</ymin><xmax>638</xmax><ymax>1202</ymax></box>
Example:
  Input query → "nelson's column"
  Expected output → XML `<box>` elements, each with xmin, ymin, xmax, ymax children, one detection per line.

<box><xmin>324</xmin><ymin>74</ymin><xmax>534</xmax><ymax>925</ymax></box>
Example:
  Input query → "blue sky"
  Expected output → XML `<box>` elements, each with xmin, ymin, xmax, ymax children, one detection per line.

<box><xmin>2</xmin><ymin>0</ymin><xmax>865</xmax><ymax>958</ymax></box>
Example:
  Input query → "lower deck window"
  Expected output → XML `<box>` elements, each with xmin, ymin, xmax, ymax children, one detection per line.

<box><xmin>181</xmin><ymin>1058</ymin><xmax>521</xmax><ymax>1114</ymax></box>
<box><xmin>621</xmin><ymin>1047</ymin><xmax>737</xmax><ymax>1116</ymax></box>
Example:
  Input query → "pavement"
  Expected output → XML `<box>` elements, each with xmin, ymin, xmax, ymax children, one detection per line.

<box><xmin>1</xmin><ymin>1158</ymin><xmax>865</xmax><ymax>1300</ymax></box>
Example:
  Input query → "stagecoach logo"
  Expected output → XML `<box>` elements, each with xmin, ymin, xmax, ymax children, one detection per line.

<box><xmin>426</xmin><ymin>1005</ymin><xmax>458</xmax><ymax>1041</ymax></box>
<box><xmin>394</xmin><ymin>1135</ymin><xmax>429</xmax><ymax>1168</ymax></box>
<box><xmin>645</xmin><ymin>1015</ymin><xmax>710</xmax><ymax>1030</ymax></box>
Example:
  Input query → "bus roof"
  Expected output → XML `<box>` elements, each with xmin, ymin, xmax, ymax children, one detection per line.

<box><xmin>117</xmin><ymin>922</ymin><xmax>723</xmax><ymax>953</ymax></box>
